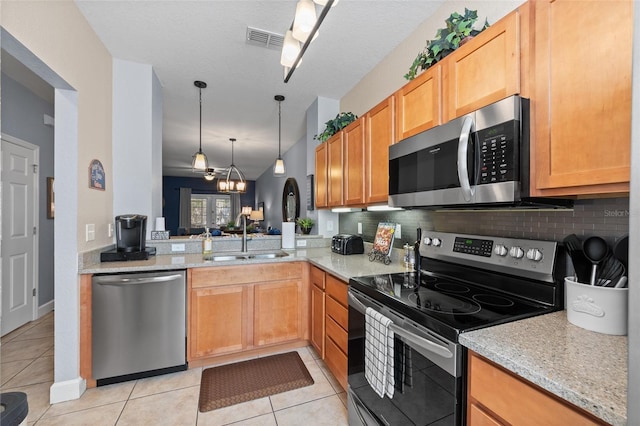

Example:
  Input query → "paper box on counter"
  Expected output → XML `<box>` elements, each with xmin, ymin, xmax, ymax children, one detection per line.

<box><xmin>565</xmin><ymin>276</ymin><xmax>628</xmax><ymax>335</ymax></box>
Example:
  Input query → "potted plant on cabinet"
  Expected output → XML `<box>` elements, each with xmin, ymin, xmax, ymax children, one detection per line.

<box><xmin>314</xmin><ymin>112</ymin><xmax>358</xmax><ymax>142</ymax></box>
<box><xmin>296</xmin><ymin>217</ymin><xmax>315</xmax><ymax>235</ymax></box>
<box><xmin>404</xmin><ymin>8</ymin><xmax>490</xmax><ymax>80</ymax></box>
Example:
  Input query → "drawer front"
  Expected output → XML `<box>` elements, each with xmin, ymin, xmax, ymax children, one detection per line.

<box><xmin>325</xmin><ymin>274</ymin><xmax>348</xmax><ymax>307</ymax></box>
<box><xmin>326</xmin><ymin>295</ymin><xmax>348</xmax><ymax>330</ymax></box>
<box><xmin>326</xmin><ymin>315</ymin><xmax>347</xmax><ymax>353</ymax></box>
<box><xmin>325</xmin><ymin>334</ymin><xmax>348</xmax><ymax>391</ymax></box>
<box><xmin>191</xmin><ymin>262</ymin><xmax>303</xmax><ymax>288</ymax></box>
<box><xmin>310</xmin><ymin>265</ymin><xmax>325</xmax><ymax>290</ymax></box>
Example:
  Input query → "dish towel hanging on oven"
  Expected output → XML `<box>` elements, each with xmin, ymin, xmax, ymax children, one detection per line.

<box><xmin>364</xmin><ymin>307</ymin><xmax>395</xmax><ymax>398</ymax></box>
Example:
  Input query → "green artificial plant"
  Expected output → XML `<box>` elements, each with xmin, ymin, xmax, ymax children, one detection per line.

<box><xmin>405</xmin><ymin>9</ymin><xmax>489</xmax><ymax>80</ymax></box>
<box><xmin>314</xmin><ymin>112</ymin><xmax>358</xmax><ymax>142</ymax></box>
<box><xmin>296</xmin><ymin>217</ymin><xmax>315</xmax><ymax>233</ymax></box>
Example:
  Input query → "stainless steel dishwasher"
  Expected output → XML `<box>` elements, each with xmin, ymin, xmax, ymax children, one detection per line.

<box><xmin>92</xmin><ymin>270</ymin><xmax>187</xmax><ymax>385</ymax></box>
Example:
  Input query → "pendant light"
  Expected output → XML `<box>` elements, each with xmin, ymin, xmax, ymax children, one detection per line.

<box><xmin>217</xmin><ymin>138</ymin><xmax>247</xmax><ymax>193</ymax></box>
<box><xmin>191</xmin><ymin>81</ymin><xmax>209</xmax><ymax>171</ymax></box>
<box><xmin>273</xmin><ymin>95</ymin><xmax>286</xmax><ymax>176</ymax></box>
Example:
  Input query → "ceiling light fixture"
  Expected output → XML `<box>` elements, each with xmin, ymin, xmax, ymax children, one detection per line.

<box><xmin>282</xmin><ymin>0</ymin><xmax>335</xmax><ymax>83</ymax></box>
<box><xmin>192</xmin><ymin>80</ymin><xmax>209</xmax><ymax>171</ymax></box>
<box><xmin>203</xmin><ymin>168</ymin><xmax>216</xmax><ymax>181</ymax></box>
<box><xmin>217</xmin><ymin>138</ymin><xmax>247</xmax><ymax>193</ymax></box>
<box><xmin>273</xmin><ymin>95</ymin><xmax>286</xmax><ymax>176</ymax></box>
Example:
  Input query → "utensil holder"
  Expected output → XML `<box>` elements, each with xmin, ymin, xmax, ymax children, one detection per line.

<box><xmin>565</xmin><ymin>277</ymin><xmax>628</xmax><ymax>335</ymax></box>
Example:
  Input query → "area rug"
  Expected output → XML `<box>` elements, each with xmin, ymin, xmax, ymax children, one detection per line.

<box><xmin>198</xmin><ymin>351</ymin><xmax>314</xmax><ymax>412</ymax></box>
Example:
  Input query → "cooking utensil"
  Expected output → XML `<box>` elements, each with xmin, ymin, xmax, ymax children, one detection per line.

<box><xmin>563</xmin><ymin>234</ymin><xmax>591</xmax><ymax>283</ymax></box>
<box><xmin>597</xmin><ymin>255</ymin><xmax>625</xmax><ymax>286</ymax></box>
<box><xmin>614</xmin><ymin>276</ymin><xmax>628</xmax><ymax>288</ymax></box>
<box><xmin>583</xmin><ymin>236</ymin><xmax>609</xmax><ymax>286</ymax></box>
<box><xmin>613</xmin><ymin>236</ymin><xmax>628</xmax><ymax>272</ymax></box>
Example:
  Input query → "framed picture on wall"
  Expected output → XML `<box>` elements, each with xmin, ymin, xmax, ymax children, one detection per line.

<box><xmin>306</xmin><ymin>174</ymin><xmax>314</xmax><ymax>211</ymax></box>
<box><xmin>89</xmin><ymin>159</ymin><xmax>105</xmax><ymax>190</ymax></box>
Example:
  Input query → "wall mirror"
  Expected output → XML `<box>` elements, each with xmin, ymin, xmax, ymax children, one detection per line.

<box><xmin>282</xmin><ymin>178</ymin><xmax>300</xmax><ymax>222</ymax></box>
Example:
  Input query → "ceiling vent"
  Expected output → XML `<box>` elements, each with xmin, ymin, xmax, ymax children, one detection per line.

<box><xmin>246</xmin><ymin>27</ymin><xmax>284</xmax><ymax>51</ymax></box>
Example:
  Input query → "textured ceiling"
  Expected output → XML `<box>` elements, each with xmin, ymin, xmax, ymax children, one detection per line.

<box><xmin>69</xmin><ymin>1</ymin><xmax>443</xmax><ymax>179</ymax></box>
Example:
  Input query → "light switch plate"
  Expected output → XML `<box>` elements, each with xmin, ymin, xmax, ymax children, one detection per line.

<box><xmin>85</xmin><ymin>224</ymin><xmax>95</xmax><ymax>242</ymax></box>
<box><xmin>358</xmin><ymin>222</ymin><xmax>362</xmax><ymax>234</ymax></box>
<box><xmin>396</xmin><ymin>223</ymin><xmax>402</xmax><ymax>239</ymax></box>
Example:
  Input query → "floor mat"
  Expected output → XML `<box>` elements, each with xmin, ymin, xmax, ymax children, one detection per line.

<box><xmin>198</xmin><ymin>351</ymin><xmax>314</xmax><ymax>412</ymax></box>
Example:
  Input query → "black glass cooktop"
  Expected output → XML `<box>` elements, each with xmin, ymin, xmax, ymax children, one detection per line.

<box><xmin>350</xmin><ymin>271</ymin><xmax>553</xmax><ymax>341</ymax></box>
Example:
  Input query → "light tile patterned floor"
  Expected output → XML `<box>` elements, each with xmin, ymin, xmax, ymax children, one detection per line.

<box><xmin>1</xmin><ymin>313</ymin><xmax>348</xmax><ymax>425</ymax></box>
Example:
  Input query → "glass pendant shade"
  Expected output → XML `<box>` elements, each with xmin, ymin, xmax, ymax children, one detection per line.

<box><xmin>280</xmin><ymin>30</ymin><xmax>301</xmax><ymax>67</ymax></box>
<box><xmin>292</xmin><ymin>0</ymin><xmax>317</xmax><ymax>43</ymax></box>
<box><xmin>273</xmin><ymin>157</ymin><xmax>286</xmax><ymax>175</ymax></box>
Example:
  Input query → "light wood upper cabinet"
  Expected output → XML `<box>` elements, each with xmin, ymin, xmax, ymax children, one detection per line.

<box><xmin>395</xmin><ymin>64</ymin><xmax>441</xmax><ymax>142</ymax></box>
<box><xmin>343</xmin><ymin>117</ymin><xmax>366</xmax><ymax>206</ymax></box>
<box><xmin>532</xmin><ymin>0</ymin><xmax>632</xmax><ymax>196</ymax></box>
<box><xmin>327</xmin><ymin>131</ymin><xmax>344</xmax><ymax>207</ymax></box>
<box><xmin>442</xmin><ymin>9</ymin><xmax>520</xmax><ymax>123</ymax></box>
<box><xmin>315</xmin><ymin>142</ymin><xmax>328</xmax><ymax>209</ymax></box>
<box><xmin>366</xmin><ymin>96</ymin><xmax>395</xmax><ymax>204</ymax></box>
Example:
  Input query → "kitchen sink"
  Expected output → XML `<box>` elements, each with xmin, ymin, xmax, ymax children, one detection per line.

<box><xmin>210</xmin><ymin>251</ymin><xmax>289</xmax><ymax>261</ymax></box>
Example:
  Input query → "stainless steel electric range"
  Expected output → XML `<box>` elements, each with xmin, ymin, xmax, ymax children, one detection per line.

<box><xmin>347</xmin><ymin>231</ymin><xmax>566</xmax><ymax>425</ymax></box>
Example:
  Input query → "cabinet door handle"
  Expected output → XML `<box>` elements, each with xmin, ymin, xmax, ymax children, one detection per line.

<box><xmin>457</xmin><ymin>115</ymin><xmax>475</xmax><ymax>202</ymax></box>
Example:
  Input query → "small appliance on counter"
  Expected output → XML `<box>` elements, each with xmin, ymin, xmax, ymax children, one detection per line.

<box><xmin>100</xmin><ymin>214</ymin><xmax>156</xmax><ymax>262</ymax></box>
<box><xmin>332</xmin><ymin>234</ymin><xmax>364</xmax><ymax>255</ymax></box>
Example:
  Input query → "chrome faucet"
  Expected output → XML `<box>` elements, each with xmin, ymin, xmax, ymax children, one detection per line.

<box><xmin>241</xmin><ymin>214</ymin><xmax>248</xmax><ymax>253</ymax></box>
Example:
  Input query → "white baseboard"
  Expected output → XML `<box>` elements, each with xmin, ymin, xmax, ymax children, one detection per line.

<box><xmin>38</xmin><ymin>300</ymin><xmax>54</xmax><ymax>318</ymax></box>
<box><xmin>50</xmin><ymin>377</ymin><xmax>86</xmax><ymax>404</ymax></box>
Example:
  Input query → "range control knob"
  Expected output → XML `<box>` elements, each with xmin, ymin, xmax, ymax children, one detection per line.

<box><xmin>526</xmin><ymin>248</ymin><xmax>544</xmax><ymax>262</ymax></box>
<box><xmin>432</xmin><ymin>237</ymin><xmax>442</xmax><ymax>247</ymax></box>
<box><xmin>494</xmin><ymin>244</ymin><xmax>508</xmax><ymax>257</ymax></box>
<box><xmin>423</xmin><ymin>237</ymin><xmax>432</xmax><ymax>246</ymax></box>
<box><xmin>509</xmin><ymin>246</ymin><xmax>524</xmax><ymax>259</ymax></box>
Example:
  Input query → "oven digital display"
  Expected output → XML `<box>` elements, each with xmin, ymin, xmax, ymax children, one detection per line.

<box><xmin>453</xmin><ymin>237</ymin><xmax>493</xmax><ymax>257</ymax></box>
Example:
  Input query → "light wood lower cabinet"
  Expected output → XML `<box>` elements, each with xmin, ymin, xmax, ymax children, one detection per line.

<box><xmin>467</xmin><ymin>351</ymin><xmax>606</xmax><ymax>426</ymax></box>
<box><xmin>188</xmin><ymin>262</ymin><xmax>307</xmax><ymax>363</ymax></box>
<box><xmin>309</xmin><ymin>265</ymin><xmax>349</xmax><ymax>390</ymax></box>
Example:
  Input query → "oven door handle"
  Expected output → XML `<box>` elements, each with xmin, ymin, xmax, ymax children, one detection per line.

<box><xmin>348</xmin><ymin>292</ymin><xmax>453</xmax><ymax>360</ymax></box>
<box><xmin>457</xmin><ymin>115</ymin><xmax>475</xmax><ymax>202</ymax></box>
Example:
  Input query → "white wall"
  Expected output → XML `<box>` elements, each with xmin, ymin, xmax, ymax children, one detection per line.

<box><xmin>112</xmin><ymin>59</ymin><xmax>163</xmax><ymax>237</ymax></box>
<box><xmin>2</xmin><ymin>1</ymin><xmax>113</xmax><ymax>403</ymax></box>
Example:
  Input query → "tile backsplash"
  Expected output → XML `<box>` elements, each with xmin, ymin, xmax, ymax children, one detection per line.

<box><xmin>339</xmin><ymin>197</ymin><xmax>629</xmax><ymax>249</ymax></box>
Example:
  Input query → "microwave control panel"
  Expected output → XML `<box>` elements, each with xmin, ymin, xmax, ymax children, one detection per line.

<box><xmin>477</xmin><ymin>120</ymin><xmax>519</xmax><ymax>185</ymax></box>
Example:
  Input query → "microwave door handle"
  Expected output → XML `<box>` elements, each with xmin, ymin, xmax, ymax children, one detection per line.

<box><xmin>457</xmin><ymin>116</ymin><xmax>475</xmax><ymax>202</ymax></box>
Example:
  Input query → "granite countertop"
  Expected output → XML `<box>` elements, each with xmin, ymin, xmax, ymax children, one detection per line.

<box><xmin>79</xmin><ymin>247</ymin><xmax>408</xmax><ymax>281</ymax></box>
<box><xmin>459</xmin><ymin>311</ymin><xmax>627</xmax><ymax>425</ymax></box>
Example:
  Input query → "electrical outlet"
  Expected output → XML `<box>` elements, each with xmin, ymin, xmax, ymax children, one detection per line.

<box><xmin>85</xmin><ymin>224</ymin><xmax>95</xmax><ymax>241</ymax></box>
<box><xmin>108</xmin><ymin>223</ymin><xmax>114</xmax><ymax>238</ymax></box>
<box><xmin>358</xmin><ymin>222</ymin><xmax>362</xmax><ymax>234</ymax></box>
<box><xmin>396</xmin><ymin>223</ymin><xmax>402</xmax><ymax>239</ymax></box>
<box><xmin>297</xmin><ymin>239</ymin><xmax>307</xmax><ymax>247</ymax></box>
<box><xmin>171</xmin><ymin>243</ymin><xmax>186</xmax><ymax>252</ymax></box>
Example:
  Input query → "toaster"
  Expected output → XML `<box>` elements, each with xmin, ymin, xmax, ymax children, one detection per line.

<box><xmin>332</xmin><ymin>234</ymin><xmax>364</xmax><ymax>255</ymax></box>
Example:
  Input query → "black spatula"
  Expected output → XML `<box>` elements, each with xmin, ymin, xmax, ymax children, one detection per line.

<box><xmin>563</xmin><ymin>234</ymin><xmax>591</xmax><ymax>284</ymax></box>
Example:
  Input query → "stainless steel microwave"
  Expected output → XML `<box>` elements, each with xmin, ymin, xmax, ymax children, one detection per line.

<box><xmin>388</xmin><ymin>96</ymin><xmax>571</xmax><ymax>209</ymax></box>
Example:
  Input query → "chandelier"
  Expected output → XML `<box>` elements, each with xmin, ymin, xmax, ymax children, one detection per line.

<box><xmin>217</xmin><ymin>138</ymin><xmax>246</xmax><ymax>193</ymax></box>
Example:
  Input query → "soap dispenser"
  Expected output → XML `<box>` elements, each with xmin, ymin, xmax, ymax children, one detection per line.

<box><xmin>202</xmin><ymin>227</ymin><xmax>213</xmax><ymax>260</ymax></box>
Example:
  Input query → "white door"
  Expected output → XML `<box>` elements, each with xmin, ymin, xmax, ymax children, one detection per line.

<box><xmin>1</xmin><ymin>137</ymin><xmax>38</xmax><ymax>336</ymax></box>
